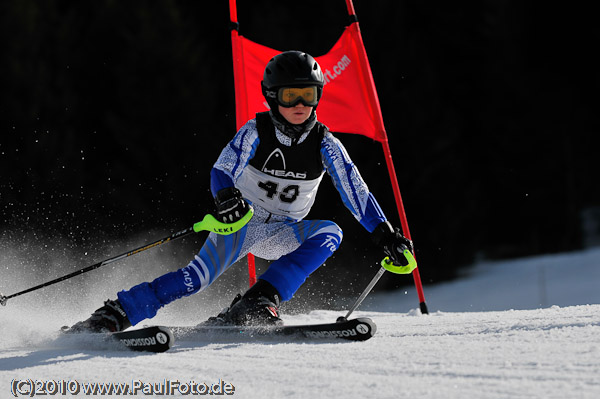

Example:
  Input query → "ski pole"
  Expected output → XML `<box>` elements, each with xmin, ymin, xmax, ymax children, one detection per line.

<box><xmin>0</xmin><ymin>208</ymin><xmax>254</xmax><ymax>307</ymax></box>
<box><xmin>338</xmin><ymin>247</ymin><xmax>417</xmax><ymax>322</ymax></box>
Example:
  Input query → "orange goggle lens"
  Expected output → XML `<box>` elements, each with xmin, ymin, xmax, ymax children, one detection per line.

<box><xmin>277</xmin><ymin>86</ymin><xmax>319</xmax><ymax>107</ymax></box>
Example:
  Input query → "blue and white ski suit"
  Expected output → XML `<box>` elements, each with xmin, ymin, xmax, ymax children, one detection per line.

<box><xmin>118</xmin><ymin>115</ymin><xmax>388</xmax><ymax>325</ymax></box>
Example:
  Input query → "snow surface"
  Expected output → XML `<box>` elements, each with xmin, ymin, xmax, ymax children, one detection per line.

<box><xmin>1</xmin><ymin>248</ymin><xmax>600</xmax><ymax>398</ymax></box>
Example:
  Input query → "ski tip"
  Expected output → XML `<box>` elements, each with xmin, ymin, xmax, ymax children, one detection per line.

<box><xmin>115</xmin><ymin>326</ymin><xmax>175</xmax><ymax>353</ymax></box>
<box><xmin>341</xmin><ymin>317</ymin><xmax>377</xmax><ymax>341</ymax></box>
<box><xmin>59</xmin><ymin>325</ymin><xmax>175</xmax><ymax>353</ymax></box>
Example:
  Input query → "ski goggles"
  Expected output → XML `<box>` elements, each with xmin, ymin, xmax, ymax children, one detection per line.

<box><xmin>277</xmin><ymin>86</ymin><xmax>319</xmax><ymax>107</ymax></box>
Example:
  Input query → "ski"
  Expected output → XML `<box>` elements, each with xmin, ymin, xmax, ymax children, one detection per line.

<box><xmin>170</xmin><ymin>317</ymin><xmax>376</xmax><ymax>342</ymax></box>
<box><xmin>111</xmin><ymin>326</ymin><xmax>174</xmax><ymax>352</ymax></box>
<box><xmin>61</xmin><ymin>325</ymin><xmax>174</xmax><ymax>353</ymax></box>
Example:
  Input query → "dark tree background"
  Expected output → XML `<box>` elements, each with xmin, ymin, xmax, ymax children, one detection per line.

<box><xmin>1</xmin><ymin>0</ymin><xmax>598</xmax><ymax>297</ymax></box>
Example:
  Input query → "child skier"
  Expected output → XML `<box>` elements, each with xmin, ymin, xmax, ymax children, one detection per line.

<box><xmin>68</xmin><ymin>50</ymin><xmax>412</xmax><ymax>332</ymax></box>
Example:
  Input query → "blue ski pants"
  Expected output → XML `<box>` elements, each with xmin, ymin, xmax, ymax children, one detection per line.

<box><xmin>117</xmin><ymin>206</ymin><xmax>343</xmax><ymax>325</ymax></box>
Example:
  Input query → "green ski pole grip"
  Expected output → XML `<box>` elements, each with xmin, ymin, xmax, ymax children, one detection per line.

<box><xmin>193</xmin><ymin>206</ymin><xmax>254</xmax><ymax>235</ymax></box>
<box><xmin>381</xmin><ymin>249</ymin><xmax>417</xmax><ymax>275</ymax></box>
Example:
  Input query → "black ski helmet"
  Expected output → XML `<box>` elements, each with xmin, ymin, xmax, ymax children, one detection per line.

<box><xmin>262</xmin><ymin>51</ymin><xmax>324</xmax><ymax>109</ymax></box>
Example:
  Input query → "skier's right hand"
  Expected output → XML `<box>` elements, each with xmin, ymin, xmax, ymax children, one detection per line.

<box><xmin>214</xmin><ymin>187</ymin><xmax>251</xmax><ymax>223</ymax></box>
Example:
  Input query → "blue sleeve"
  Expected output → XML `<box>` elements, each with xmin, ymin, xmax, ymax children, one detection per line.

<box><xmin>321</xmin><ymin>133</ymin><xmax>387</xmax><ymax>232</ymax></box>
<box><xmin>210</xmin><ymin>168</ymin><xmax>234</xmax><ymax>196</ymax></box>
<box><xmin>210</xmin><ymin>119</ymin><xmax>260</xmax><ymax>197</ymax></box>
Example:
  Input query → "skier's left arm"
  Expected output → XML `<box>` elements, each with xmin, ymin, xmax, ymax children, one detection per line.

<box><xmin>321</xmin><ymin>133</ymin><xmax>413</xmax><ymax>265</ymax></box>
<box><xmin>321</xmin><ymin>133</ymin><xmax>385</xmax><ymax>232</ymax></box>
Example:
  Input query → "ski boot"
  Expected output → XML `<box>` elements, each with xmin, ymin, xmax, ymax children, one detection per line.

<box><xmin>64</xmin><ymin>299</ymin><xmax>132</xmax><ymax>333</ymax></box>
<box><xmin>205</xmin><ymin>280</ymin><xmax>283</xmax><ymax>326</ymax></box>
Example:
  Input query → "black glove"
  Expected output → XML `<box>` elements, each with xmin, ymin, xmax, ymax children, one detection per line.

<box><xmin>214</xmin><ymin>187</ymin><xmax>250</xmax><ymax>223</ymax></box>
<box><xmin>372</xmin><ymin>221</ymin><xmax>413</xmax><ymax>266</ymax></box>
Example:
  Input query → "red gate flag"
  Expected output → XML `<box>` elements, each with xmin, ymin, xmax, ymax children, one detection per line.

<box><xmin>231</xmin><ymin>24</ymin><xmax>386</xmax><ymax>142</ymax></box>
<box><xmin>229</xmin><ymin>0</ymin><xmax>428</xmax><ymax>314</ymax></box>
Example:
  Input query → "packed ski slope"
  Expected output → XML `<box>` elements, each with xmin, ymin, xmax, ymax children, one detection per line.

<box><xmin>1</xmin><ymin>247</ymin><xmax>599</xmax><ymax>398</ymax></box>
